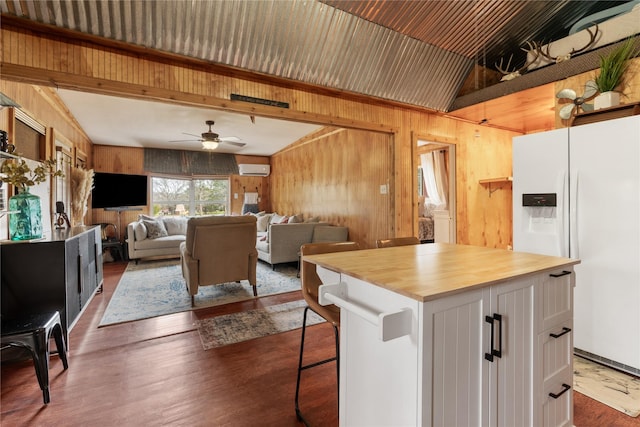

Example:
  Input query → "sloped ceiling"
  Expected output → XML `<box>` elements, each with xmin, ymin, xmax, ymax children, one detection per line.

<box><xmin>0</xmin><ymin>0</ymin><xmax>630</xmax><ymax>112</ymax></box>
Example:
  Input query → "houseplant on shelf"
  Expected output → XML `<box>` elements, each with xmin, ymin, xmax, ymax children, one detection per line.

<box><xmin>0</xmin><ymin>157</ymin><xmax>64</xmax><ymax>240</ymax></box>
<box><xmin>594</xmin><ymin>37</ymin><xmax>639</xmax><ymax>110</ymax></box>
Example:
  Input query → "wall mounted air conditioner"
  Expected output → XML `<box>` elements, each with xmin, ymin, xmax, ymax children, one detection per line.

<box><xmin>238</xmin><ymin>164</ymin><xmax>271</xmax><ymax>177</ymax></box>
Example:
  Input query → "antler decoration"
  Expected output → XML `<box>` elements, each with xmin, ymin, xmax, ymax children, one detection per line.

<box><xmin>495</xmin><ymin>41</ymin><xmax>540</xmax><ymax>81</ymax></box>
<box><xmin>538</xmin><ymin>23</ymin><xmax>599</xmax><ymax>64</ymax></box>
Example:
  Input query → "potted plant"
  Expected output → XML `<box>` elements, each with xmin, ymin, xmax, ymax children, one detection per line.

<box><xmin>0</xmin><ymin>157</ymin><xmax>64</xmax><ymax>240</ymax></box>
<box><xmin>594</xmin><ymin>37</ymin><xmax>639</xmax><ymax>110</ymax></box>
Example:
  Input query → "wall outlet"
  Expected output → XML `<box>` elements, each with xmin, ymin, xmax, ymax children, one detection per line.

<box><xmin>234</xmin><ymin>193</ymin><xmax>238</xmax><ymax>199</ymax></box>
<box><xmin>380</xmin><ymin>184</ymin><xmax>388</xmax><ymax>195</ymax></box>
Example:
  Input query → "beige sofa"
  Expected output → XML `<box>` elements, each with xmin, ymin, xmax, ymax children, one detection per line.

<box><xmin>126</xmin><ymin>215</ymin><xmax>188</xmax><ymax>262</ymax></box>
<box><xmin>256</xmin><ymin>222</ymin><xmax>349</xmax><ymax>268</ymax></box>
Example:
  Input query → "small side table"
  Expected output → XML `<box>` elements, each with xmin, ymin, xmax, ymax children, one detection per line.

<box><xmin>103</xmin><ymin>239</ymin><xmax>125</xmax><ymax>261</ymax></box>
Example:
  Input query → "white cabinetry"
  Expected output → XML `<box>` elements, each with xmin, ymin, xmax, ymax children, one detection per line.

<box><xmin>425</xmin><ymin>274</ymin><xmax>536</xmax><ymax>426</ymax></box>
<box><xmin>324</xmin><ymin>267</ymin><xmax>574</xmax><ymax>426</ymax></box>
<box><xmin>536</xmin><ymin>270</ymin><xmax>574</xmax><ymax>427</ymax></box>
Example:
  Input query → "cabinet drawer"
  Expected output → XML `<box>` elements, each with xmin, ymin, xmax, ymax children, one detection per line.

<box><xmin>539</xmin><ymin>322</ymin><xmax>573</xmax><ymax>385</ymax></box>
<box><xmin>537</xmin><ymin>322</ymin><xmax>573</xmax><ymax>427</ymax></box>
<box><xmin>538</xmin><ymin>269</ymin><xmax>573</xmax><ymax>332</ymax></box>
<box><xmin>540</xmin><ymin>370</ymin><xmax>573</xmax><ymax>427</ymax></box>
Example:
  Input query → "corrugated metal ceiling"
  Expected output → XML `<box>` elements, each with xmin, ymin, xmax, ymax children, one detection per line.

<box><xmin>0</xmin><ymin>0</ymin><xmax>629</xmax><ymax>112</ymax></box>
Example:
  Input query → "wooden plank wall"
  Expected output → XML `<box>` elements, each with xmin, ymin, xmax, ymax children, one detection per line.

<box><xmin>0</xmin><ymin>83</ymin><xmax>92</xmax><ymax>161</ymax></box>
<box><xmin>272</xmin><ymin>128</ymin><xmax>393</xmax><ymax>248</ymax></box>
<box><xmin>1</xmin><ymin>23</ymin><xmax>521</xmax><ymax>249</ymax></box>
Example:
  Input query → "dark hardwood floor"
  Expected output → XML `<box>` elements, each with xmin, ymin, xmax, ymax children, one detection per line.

<box><xmin>1</xmin><ymin>261</ymin><xmax>637</xmax><ymax>426</ymax></box>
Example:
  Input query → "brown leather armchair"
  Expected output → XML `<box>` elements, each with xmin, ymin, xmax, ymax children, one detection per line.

<box><xmin>180</xmin><ymin>215</ymin><xmax>258</xmax><ymax>306</ymax></box>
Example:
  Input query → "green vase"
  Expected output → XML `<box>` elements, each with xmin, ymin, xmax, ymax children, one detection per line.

<box><xmin>9</xmin><ymin>187</ymin><xmax>42</xmax><ymax>240</ymax></box>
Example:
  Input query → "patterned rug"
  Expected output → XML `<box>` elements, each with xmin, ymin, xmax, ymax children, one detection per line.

<box><xmin>574</xmin><ymin>356</ymin><xmax>640</xmax><ymax>417</ymax></box>
<box><xmin>99</xmin><ymin>260</ymin><xmax>301</xmax><ymax>326</ymax></box>
<box><xmin>195</xmin><ymin>299</ymin><xmax>325</xmax><ymax>350</ymax></box>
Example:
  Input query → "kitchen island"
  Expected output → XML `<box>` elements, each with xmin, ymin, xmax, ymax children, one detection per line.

<box><xmin>303</xmin><ymin>243</ymin><xmax>579</xmax><ymax>427</ymax></box>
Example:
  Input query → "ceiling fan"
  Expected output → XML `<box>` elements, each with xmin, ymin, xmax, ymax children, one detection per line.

<box><xmin>170</xmin><ymin>120</ymin><xmax>245</xmax><ymax>150</ymax></box>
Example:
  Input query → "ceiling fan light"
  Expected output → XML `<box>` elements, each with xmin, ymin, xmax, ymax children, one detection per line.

<box><xmin>202</xmin><ymin>140</ymin><xmax>219</xmax><ymax>150</ymax></box>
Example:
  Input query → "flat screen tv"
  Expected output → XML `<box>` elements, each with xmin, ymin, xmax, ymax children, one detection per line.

<box><xmin>91</xmin><ymin>172</ymin><xmax>148</xmax><ymax>209</ymax></box>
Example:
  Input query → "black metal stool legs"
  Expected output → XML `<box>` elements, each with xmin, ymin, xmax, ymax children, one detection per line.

<box><xmin>295</xmin><ymin>306</ymin><xmax>339</xmax><ymax>426</ymax></box>
<box><xmin>1</xmin><ymin>312</ymin><xmax>69</xmax><ymax>404</ymax></box>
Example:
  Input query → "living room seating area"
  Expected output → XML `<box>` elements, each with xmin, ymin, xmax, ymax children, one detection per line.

<box><xmin>126</xmin><ymin>212</ymin><xmax>349</xmax><ymax>269</ymax></box>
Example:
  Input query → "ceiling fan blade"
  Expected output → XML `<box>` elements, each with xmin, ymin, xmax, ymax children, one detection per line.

<box><xmin>169</xmin><ymin>138</ymin><xmax>202</xmax><ymax>143</ymax></box>
<box><xmin>182</xmin><ymin>132</ymin><xmax>201</xmax><ymax>138</ymax></box>
<box><xmin>558</xmin><ymin>104</ymin><xmax>575</xmax><ymax>120</ymax></box>
<box><xmin>556</xmin><ymin>88</ymin><xmax>577</xmax><ymax>100</ymax></box>
<box><xmin>582</xmin><ymin>80</ymin><xmax>598</xmax><ymax>99</ymax></box>
<box><xmin>221</xmin><ymin>140</ymin><xmax>246</xmax><ymax>147</ymax></box>
<box><xmin>219</xmin><ymin>136</ymin><xmax>241</xmax><ymax>142</ymax></box>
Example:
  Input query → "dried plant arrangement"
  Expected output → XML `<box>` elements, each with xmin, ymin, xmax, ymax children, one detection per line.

<box><xmin>71</xmin><ymin>167</ymin><xmax>94</xmax><ymax>226</ymax></box>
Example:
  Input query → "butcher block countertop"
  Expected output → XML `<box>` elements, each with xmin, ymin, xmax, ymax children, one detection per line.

<box><xmin>303</xmin><ymin>243</ymin><xmax>580</xmax><ymax>302</ymax></box>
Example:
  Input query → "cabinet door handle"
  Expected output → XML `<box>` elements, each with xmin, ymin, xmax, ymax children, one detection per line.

<box><xmin>549</xmin><ymin>383</ymin><xmax>571</xmax><ymax>399</ymax></box>
<box><xmin>549</xmin><ymin>270</ymin><xmax>572</xmax><ymax>278</ymax></box>
<box><xmin>484</xmin><ymin>313</ymin><xmax>503</xmax><ymax>362</ymax></box>
<box><xmin>95</xmin><ymin>243</ymin><xmax>100</xmax><ymax>273</ymax></box>
<box><xmin>549</xmin><ymin>327</ymin><xmax>571</xmax><ymax>339</ymax></box>
<box><xmin>78</xmin><ymin>254</ymin><xmax>84</xmax><ymax>294</ymax></box>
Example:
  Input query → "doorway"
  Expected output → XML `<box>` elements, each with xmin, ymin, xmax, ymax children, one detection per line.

<box><xmin>416</xmin><ymin>139</ymin><xmax>456</xmax><ymax>243</ymax></box>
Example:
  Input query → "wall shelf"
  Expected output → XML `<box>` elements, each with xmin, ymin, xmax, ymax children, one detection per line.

<box><xmin>570</xmin><ymin>102</ymin><xmax>640</xmax><ymax>127</ymax></box>
<box><xmin>479</xmin><ymin>177</ymin><xmax>513</xmax><ymax>184</ymax></box>
<box><xmin>479</xmin><ymin>176</ymin><xmax>512</xmax><ymax>196</ymax></box>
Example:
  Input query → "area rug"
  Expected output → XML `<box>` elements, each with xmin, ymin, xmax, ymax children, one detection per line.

<box><xmin>574</xmin><ymin>356</ymin><xmax>640</xmax><ymax>417</ymax></box>
<box><xmin>195</xmin><ymin>299</ymin><xmax>325</xmax><ymax>350</ymax></box>
<box><xmin>99</xmin><ymin>260</ymin><xmax>301</xmax><ymax>326</ymax></box>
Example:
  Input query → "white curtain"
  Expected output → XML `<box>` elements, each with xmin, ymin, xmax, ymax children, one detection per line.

<box><xmin>420</xmin><ymin>151</ymin><xmax>448</xmax><ymax>209</ymax></box>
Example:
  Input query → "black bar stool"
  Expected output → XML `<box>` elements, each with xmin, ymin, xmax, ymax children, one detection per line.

<box><xmin>1</xmin><ymin>311</ymin><xmax>69</xmax><ymax>404</ymax></box>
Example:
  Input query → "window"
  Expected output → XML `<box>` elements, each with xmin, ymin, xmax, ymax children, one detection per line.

<box><xmin>151</xmin><ymin>176</ymin><xmax>229</xmax><ymax>216</ymax></box>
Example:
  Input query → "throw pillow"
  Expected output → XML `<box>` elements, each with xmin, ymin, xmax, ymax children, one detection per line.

<box><xmin>143</xmin><ymin>219</ymin><xmax>168</xmax><ymax>239</ymax></box>
<box><xmin>138</xmin><ymin>214</ymin><xmax>156</xmax><ymax>222</ymax></box>
<box><xmin>256</xmin><ymin>214</ymin><xmax>272</xmax><ymax>232</ymax></box>
<box><xmin>288</xmin><ymin>214</ymin><xmax>303</xmax><ymax>223</ymax></box>
<box><xmin>279</xmin><ymin>216</ymin><xmax>290</xmax><ymax>224</ymax></box>
<box><xmin>270</xmin><ymin>213</ymin><xmax>285</xmax><ymax>224</ymax></box>
<box><xmin>133</xmin><ymin>221</ymin><xmax>147</xmax><ymax>241</ymax></box>
<box><xmin>304</xmin><ymin>216</ymin><xmax>320</xmax><ymax>223</ymax></box>
<box><xmin>163</xmin><ymin>217</ymin><xmax>187</xmax><ymax>235</ymax></box>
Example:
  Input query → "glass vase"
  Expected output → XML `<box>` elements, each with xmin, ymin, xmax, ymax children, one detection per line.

<box><xmin>9</xmin><ymin>187</ymin><xmax>43</xmax><ymax>240</ymax></box>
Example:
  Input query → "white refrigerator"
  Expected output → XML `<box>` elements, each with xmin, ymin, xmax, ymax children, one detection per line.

<box><xmin>513</xmin><ymin>115</ymin><xmax>640</xmax><ymax>374</ymax></box>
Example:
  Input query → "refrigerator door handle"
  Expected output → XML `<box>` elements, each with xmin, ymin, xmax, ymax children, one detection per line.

<box><xmin>570</xmin><ymin>169</ymin><xmax>579</xmax><ymax>258</ymax></box>
<box><xmin>557</xmin><ymin>170</ymin><xmax>568</xmax><ymax>257</ymax></box>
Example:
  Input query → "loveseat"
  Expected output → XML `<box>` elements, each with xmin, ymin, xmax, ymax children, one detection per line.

<box><xmin>126</xmin><ymin>215</ymin><xmax>188</xmax><ymax>262</ymax></box>
<box><xmin>254</xmin><ymin>213</ymin><xmax>349</xmax><ymax>268</ymax></box>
